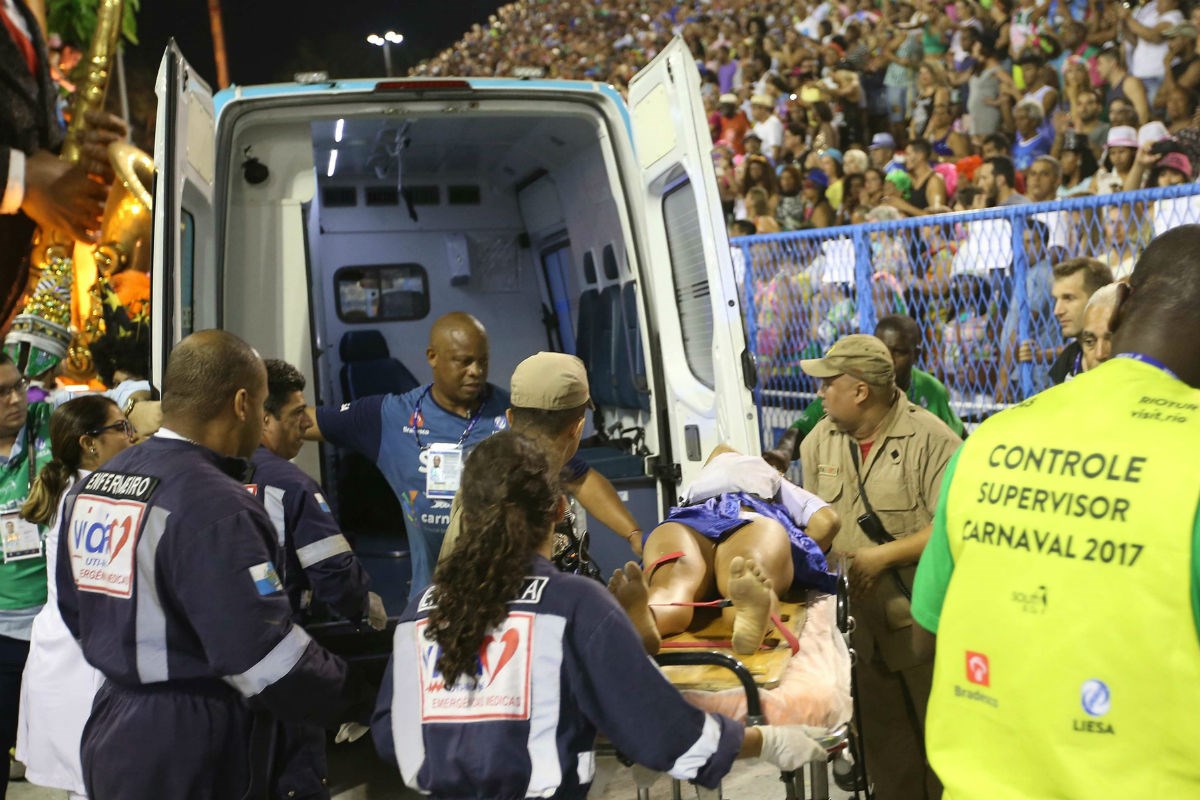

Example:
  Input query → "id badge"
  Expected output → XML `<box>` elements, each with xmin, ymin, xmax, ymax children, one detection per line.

<box><xmin>425</xmin><ymin>443</ymin><xmax>465</xmax><ymax>499</ymax></box>
<box><xmin>1</xmin><ymin>512</ymin><xmax>42</xmax><ymax>563</ymax></box>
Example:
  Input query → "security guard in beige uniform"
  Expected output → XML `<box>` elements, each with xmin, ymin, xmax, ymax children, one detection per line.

<box><xmin>798</xmin><ymin>334</ymin><xmax>961</xmax><ymax>800</ymax></box>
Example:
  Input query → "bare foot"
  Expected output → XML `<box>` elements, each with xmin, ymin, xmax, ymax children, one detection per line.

<box><xmin>608</xmin><ymin>561</ymin><xmax>661</xmax><ymax>655</ymax></box>
<box><xmin>728</xmin><ymin>556</ymin><xmax>773</xmax><ymax>655</ymax></box>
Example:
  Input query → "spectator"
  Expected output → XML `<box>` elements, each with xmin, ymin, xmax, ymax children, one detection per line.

<box><xmin>1056</xmin><ymin>131</ymin><xmax>1100</xmax><ymax>195</ymax></box>
<box><xmin>868</xmin><ymin>132</ymin><xmax>903</xmax><ymax>173</ymax></box>
<box><xmin>774</xmin><ymin>165</ymin><xmax>807</xmax><ymax>231</ymax></box>
<box><xmin>751</xmin><ymin>94</ymin><xmax>784</xmax><ymax>161</ymax></box>
<box><xmin>1163</xmin><ymin>86</ymin><xmax>1199</xmax><ymax>135</ymax></box>
<box><xmin>740</xmin><ymin>154</ymin><xmax>779</xmax><ymax>216</ymax></box>
<box><xmin>1078</xmin><ymin>282</ymin><xmax>1120</xmax><ymax>371</ymax></box>
<box><xmin>968</xmin><ymin>36</ymin><xmax>1006</xmax><ymax>143</ymax></box>
<box><xmin>1116</xmin><ymin>0</ymin><xmax>1185</xmax><ymax>105</ymax></box>
<box><xmin>1092</xmin><ymin>126</ymin><xmax>1139</xmax><ymax>194</ymax></box>
<box><xmin>860</xmin><ymin>166</ymin><xmax>887</xmax><ymax>211</ymax></box>
<box><xmin>819</xmin><ymin>149</ymin><xmax>846</xmax><ymax>210</ymax></box>
<box><xmin>810</xmin><ymin>101</ymin><xmax>841</xmax><ymax>151</ymax></box>
<box><xmin>1099</xmin><ymin>203</ymin><xmax>1145</xmax><ymax>279</ymax></box>
<box><xmin>800</xmin><ymin>169</ymin><xmax>836</xmax><ymax>229</ymax></box>
<box><xmin>1046</xmin><ymin>257</ymin><xmax>1114</xmax><ymax>383</ymax></box>
<box><xmin>843</xmin><ymin>148</ymin><xmax>870</xmax><ymax>175</ymax></box>
<box><xmin>884</xmin><ymin>139</ymin><xmax>948</xmax><ymax>216</ymax></box>
<box><xmin>977</xmin><ymin>155</ymin><xmax>1028</xmax><ymax>206</ymax></box>
<box><xmin>922</xmin><ymin>97</ymin><xmax>971</xmax><ymax>159</ymax></box>
<box><xmin>1096</xmin><ymin>47</ymin><xmax>1151</xmax><ymax>125</ymax></box>
<box><xmin>714</xmin><ymin>93</ymin><xmax>752</xmax><ymax>155</ymax></box>
<box><xmin>1156</xmin><ymin>23</ymin><xmax>1200</xmax><ymax>115</ymax></box>
<box><xmin>1054</xmin><ymin>87</ymin><xmax>1109</xmax><ymax>157</ymax></box>
<box><xmin>1150</xmin><ymin>150</ymin><xmax>1194</xmax><ymax>186</ymax></box>
<box><xmin>883</xmin><ymin>26</ymin><xmax>924</xmax><ymax>141</ymax></box>
<box><xmin>746</xmin><ymin>186</ymin><xmax>782</xmax><ymax>234</ymax></box>
<box><xmin>981</xmin><ymin>132</ymin><xmax>1013</xmax><ymax>159</ymax></box>
<box><xmin>1012</xmin><ymin>99</ymin><xmax>1053</xmax><ymax>170</ymax></box>
<box><xmin>910</xmin><ymin>62</ymin><xmax>953</xmax><ymax>140</ymax></box>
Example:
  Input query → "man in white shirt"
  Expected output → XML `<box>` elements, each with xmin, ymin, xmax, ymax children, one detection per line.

<box><xmin>1118</xmin><ymin>0</ymin><xmax>1185</xmax><ymax>104</ymax></box>
<box><xmin>750</xmin><ymin>94</ymin><xmax>784</xmax><ymax>163</ymax></box>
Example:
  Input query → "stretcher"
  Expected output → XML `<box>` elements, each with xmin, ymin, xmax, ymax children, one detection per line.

<box><xmin>608</xmin><ymin>576</ymin><xmax>857</xmax><ymax>800</ymax></box>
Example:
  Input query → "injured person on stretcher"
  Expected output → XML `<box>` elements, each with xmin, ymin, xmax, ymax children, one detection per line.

<box><xmin>611</xmin><ymin>446</ymin><xmax>840</xmax><ymax>656</ymax></box>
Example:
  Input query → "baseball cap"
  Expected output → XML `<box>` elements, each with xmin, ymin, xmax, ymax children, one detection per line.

<box><xmin>1157</xmin><ymin>151</ymin><xmax>1193</xmax><ymax>177</ymax></box>
<box><xmin>800</xmin><ymin>334</ymin><xmax>895</xmax><ymax>386</ymax></box>
<box><xmin>804</xmin><ymin>168</ymin><xmax>830</xmax><ymax>189</ymax></box>
<box><xmin>869</xmin><ymin>132</ymin><xmax>896</xmax><ymax>150</ymax></box>
<box><xmin>718</xmin><ymin>92</ymin><xmax>738</xmax><ymax>105</ymax></box>
<box><xmin>1106</xmin><ymin>125</ymin><xmax>1138</xmax><ymax>149</ymax></box>
<box><xmin>821</xmin><ymin>147</ymin><xmax>844</xmax><ymax>164</ymax></box>
<box><xmin>510</xmin><ymin>352</ymin><xmax>594</xmax><ymax>410</ymax></box>
<box><xmin>1164</xmin><ymin>22</ymin><xmax>1198</xmax><ymax>38</ymax></box>
<box><xmin>750</xmin><ymin>93</ymin><xmax>773</xmax><ymax>107</ymax></box>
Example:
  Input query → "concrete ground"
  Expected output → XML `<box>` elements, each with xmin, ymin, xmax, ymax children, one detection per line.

<box><xmin>9</xmin><ymin>745</ymin><xmax>855</xmax><ymax>799</ymax></box>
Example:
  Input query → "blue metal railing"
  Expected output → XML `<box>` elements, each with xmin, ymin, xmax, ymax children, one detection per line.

<box><xmin>734</xmin><ymin>182</ymin><xmax>1200</xmax><ymax>447</ymax></box>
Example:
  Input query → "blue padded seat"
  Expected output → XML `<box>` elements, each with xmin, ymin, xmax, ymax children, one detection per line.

<box><xmin>339</xmin><ymin>330</ymin><xmax>419</xmax><ymax>401</ymax></box>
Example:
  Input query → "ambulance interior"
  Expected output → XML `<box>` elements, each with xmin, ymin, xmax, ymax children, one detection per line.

<box><xmin>218</xmin><ymin>100</ymin><xmax>667</xmax><ymax>612</ymax></box>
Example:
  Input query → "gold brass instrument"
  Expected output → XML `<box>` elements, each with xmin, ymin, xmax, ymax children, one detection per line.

<box><xmin>4</xmin><ymin>0</ymin><xmax>155</xmax><ymax>380</ymax></box>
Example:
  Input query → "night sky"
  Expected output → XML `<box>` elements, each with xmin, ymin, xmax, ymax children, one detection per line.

<box><xmin>124</xmin><ymin>1</ymin><xmax>507</xmax><ymax>89</ymax></box>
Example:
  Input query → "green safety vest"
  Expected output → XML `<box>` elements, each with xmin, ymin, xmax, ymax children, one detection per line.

<box><xmin>925</xmin><ymin>357</ymin><xmax>1200</xmax><ymax>798</ymax></box>
<box><xmin>0</xmin><ymin>403</ymin><xmax>53</xmax><ymax>611</ymax></box>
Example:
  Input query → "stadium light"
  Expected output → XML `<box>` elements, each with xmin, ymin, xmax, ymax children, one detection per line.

<box><xmin>366</xmin><ymin>30</ymin><xmax>404</xmax><ymax>76</ymax></box>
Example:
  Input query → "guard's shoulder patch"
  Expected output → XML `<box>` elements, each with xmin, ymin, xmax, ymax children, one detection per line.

<box><xmin>249</xmin><ymin>562</ymin><xmax>284</xmax><ymax>595</ymax></box>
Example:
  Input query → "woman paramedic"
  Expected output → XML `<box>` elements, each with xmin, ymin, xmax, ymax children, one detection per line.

<box><xmin>372</xmin><ymin>431</ymin><xmax>827</xmax><ymax>798</ymax></box>
<box><xmin>16</xmin><ymin>396</ymin><xmax>133</xmax><ymax>799</ymax></box>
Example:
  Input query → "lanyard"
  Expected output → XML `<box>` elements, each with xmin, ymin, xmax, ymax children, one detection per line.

<box><xmin>1115</xmin><ymin>353</ymin><xmax>1179</xmax><ymax>382</ymax></box>
<box><xmin>412</xmin><ymin>385</ymin><xmax>486</xmax><ymax>450</ymax></box>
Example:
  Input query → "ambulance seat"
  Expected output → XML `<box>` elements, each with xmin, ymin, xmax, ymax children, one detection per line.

<box><xmin>339</xmin><ymin>330</ymin><xmax>419</xmax><ymax>401</ymax></box>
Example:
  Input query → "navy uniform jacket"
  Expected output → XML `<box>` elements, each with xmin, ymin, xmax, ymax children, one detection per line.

<box><xmin>249</xmin><ymin>446</ymin><xmax>370</xmax><ymax>624</ymax></box>
<box><xmin>372</xmin><ymin>556</ymin><xmax>743</xmax><ymax>799</ymax></box>
<box><xmin>56</xmin><ymin>432</ymin><xmax>360</xmax><ymax>727</ymax></box>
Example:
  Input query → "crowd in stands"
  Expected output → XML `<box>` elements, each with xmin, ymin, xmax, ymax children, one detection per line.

<box><xmin>418</xmin><ymin>0</ymin><xmax>1200</xmax><ymax>233</ymax></box>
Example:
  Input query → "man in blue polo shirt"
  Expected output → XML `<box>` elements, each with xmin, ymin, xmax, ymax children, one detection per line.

<box><xmin>307</xmin><ymin>313</ymin><xmax>509</xmax><ymax>599</ymax></box>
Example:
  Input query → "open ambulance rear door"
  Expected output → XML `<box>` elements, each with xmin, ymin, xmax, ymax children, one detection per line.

<box><xmin>150</xmin><ymin>42</ymin><xmax>216</xmax><ymax>387</ymax></box>
<box><xmin>628</xmin><ymin>38</ymin><xmax>759</xmax><ymax>491</ymax></box>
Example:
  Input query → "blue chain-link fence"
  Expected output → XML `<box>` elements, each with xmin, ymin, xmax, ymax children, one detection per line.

<box><xmin>734</xmin><ymin>183</ymin><xmax>1200</xmax><ymax>448</ymax></box>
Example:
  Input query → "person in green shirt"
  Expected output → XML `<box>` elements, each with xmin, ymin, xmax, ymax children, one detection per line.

<box><xmin>0</xmin><ymin>352</ymin><xmax>52</xmax><ymax>792</ymax></box>
<box><xmin>763</xmin><ymin>314</ymin><xmax>963</xmax><ymax>471</ymax></box>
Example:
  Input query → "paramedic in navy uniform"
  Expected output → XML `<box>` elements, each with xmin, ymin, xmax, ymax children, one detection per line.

<box><xmin>372</xmin><ymin>432</ymin><xmax>830</xmax><ymax>798</ymax></box>
<box><xmin>251</xmin><ymin>358</ymin><xmax>387</xmax><ymax>800</ymax></box>
<box><xmin>56</xmin><ymin>331</ymin><xmax>369</xmax><ymax>800</ymax></box>
<box><xmin>307</xmin><ymin>312</ymin><xmax>509</xmax><ymax>600</ymax></box>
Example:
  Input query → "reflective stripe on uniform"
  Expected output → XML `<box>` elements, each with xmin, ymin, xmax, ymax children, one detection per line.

<box><xmin>667</xmin><ymin>714</ymin><xmax>721</xmax><ymax>781</ymax></box>
<box><xmin>135</xmin><ymin>507</ymin><xmax>172</xmax><ymax>683</ymax></box>
<box><xmin>392</xmin><ymin>620</ymin><xmax>425</xmax><ymax>788</ymax></box>
<box><xmin>262</xmin><ymin>485</ymin><xmax>287</xmax><ymax>551</ymax></box>
<box><xmin>223</xmin><ymin>625</ymin><xmax>312</xmax><ymax>697</ymax></box>
<box><xmin>295</xmin><ymin>533</ymin><xmax>352</xmax><ymax>569</ymax></box>
<box><xmin>525</xmin><ymin>614</ymin><xmax>566</xmax><ymax>797</ymax></box>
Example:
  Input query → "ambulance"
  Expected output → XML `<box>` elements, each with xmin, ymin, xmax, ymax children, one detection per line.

<box><xmin>149</xmin><ymin>38</ymin><xmax>759</xmax><ymax>612</ymax></box>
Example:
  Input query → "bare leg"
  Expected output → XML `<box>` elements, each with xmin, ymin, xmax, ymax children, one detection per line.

<box><xmin>641</xmin><ymin>522</ymin><xmax>716</xmax><ymax>637</ymax></box>
<box><xmin>714</xmin><ymin>516</ymin><xmax>795</xmax><ymax>654</ymax></box>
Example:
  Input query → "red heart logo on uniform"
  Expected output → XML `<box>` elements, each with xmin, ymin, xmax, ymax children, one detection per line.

<box><xmin>478</xmin><ymin>627</ymin><xmax>520</xmax><ymax>687</ymax></box>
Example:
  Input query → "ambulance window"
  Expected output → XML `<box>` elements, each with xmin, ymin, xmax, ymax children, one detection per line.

<box><xmin>335</xmin><ymin>264</ymin><xmax>430</xmax><ymax>323</ymax></box>
<box><xmin>602</xmin><ymin>245</ymin><xmax>619</xmax><ymax>280</ymax></box>
<box><xmin>180</xmin><ymin>209</ymin><xmax>195</xmax><ymax>337</ymax></box>
<box><xmin>662</xmin><ymin>180</ymin><xmax>715</xmax><ymax>389</ymax></box>
<box><xmin>582</xmin><ymin>252</ymin><xmax>597</xmax><ymax>285</ymax></box>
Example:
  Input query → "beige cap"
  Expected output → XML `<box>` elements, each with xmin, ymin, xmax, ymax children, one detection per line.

<box><xmin>510</xmin><ymin>352</ymin><xmax>594</xmax><ymax>411</ymax></box>
<box><xmin>800</xmin><ymin>334</ymin><xmax>895</xmax><ymax>386</ymax></box>
<box><xmin>750</xmin><ymin>94</ymin><xmax>773</xmax><ymax>107</ymax></box>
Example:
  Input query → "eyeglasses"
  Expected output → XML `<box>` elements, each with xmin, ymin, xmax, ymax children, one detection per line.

<box><xmin>88</xmin><ymin>419</ymin><xmax>135</xmax><ymax>439</ymax></box>
<box><xmin>0</xmin><ymin>378</ymin><xmax>28</xmax><ymax>398</ymax></box>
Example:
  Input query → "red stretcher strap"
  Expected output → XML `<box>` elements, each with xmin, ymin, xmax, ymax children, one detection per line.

<box><xmin>771</xmin><ymin>612</ymin><xmax>801</xmax><ymax>656</ymax></box>
<box><xmin>645</xmin><ymin>550</ymin><xmax>685</xmax><ymax>579</ymax></box>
